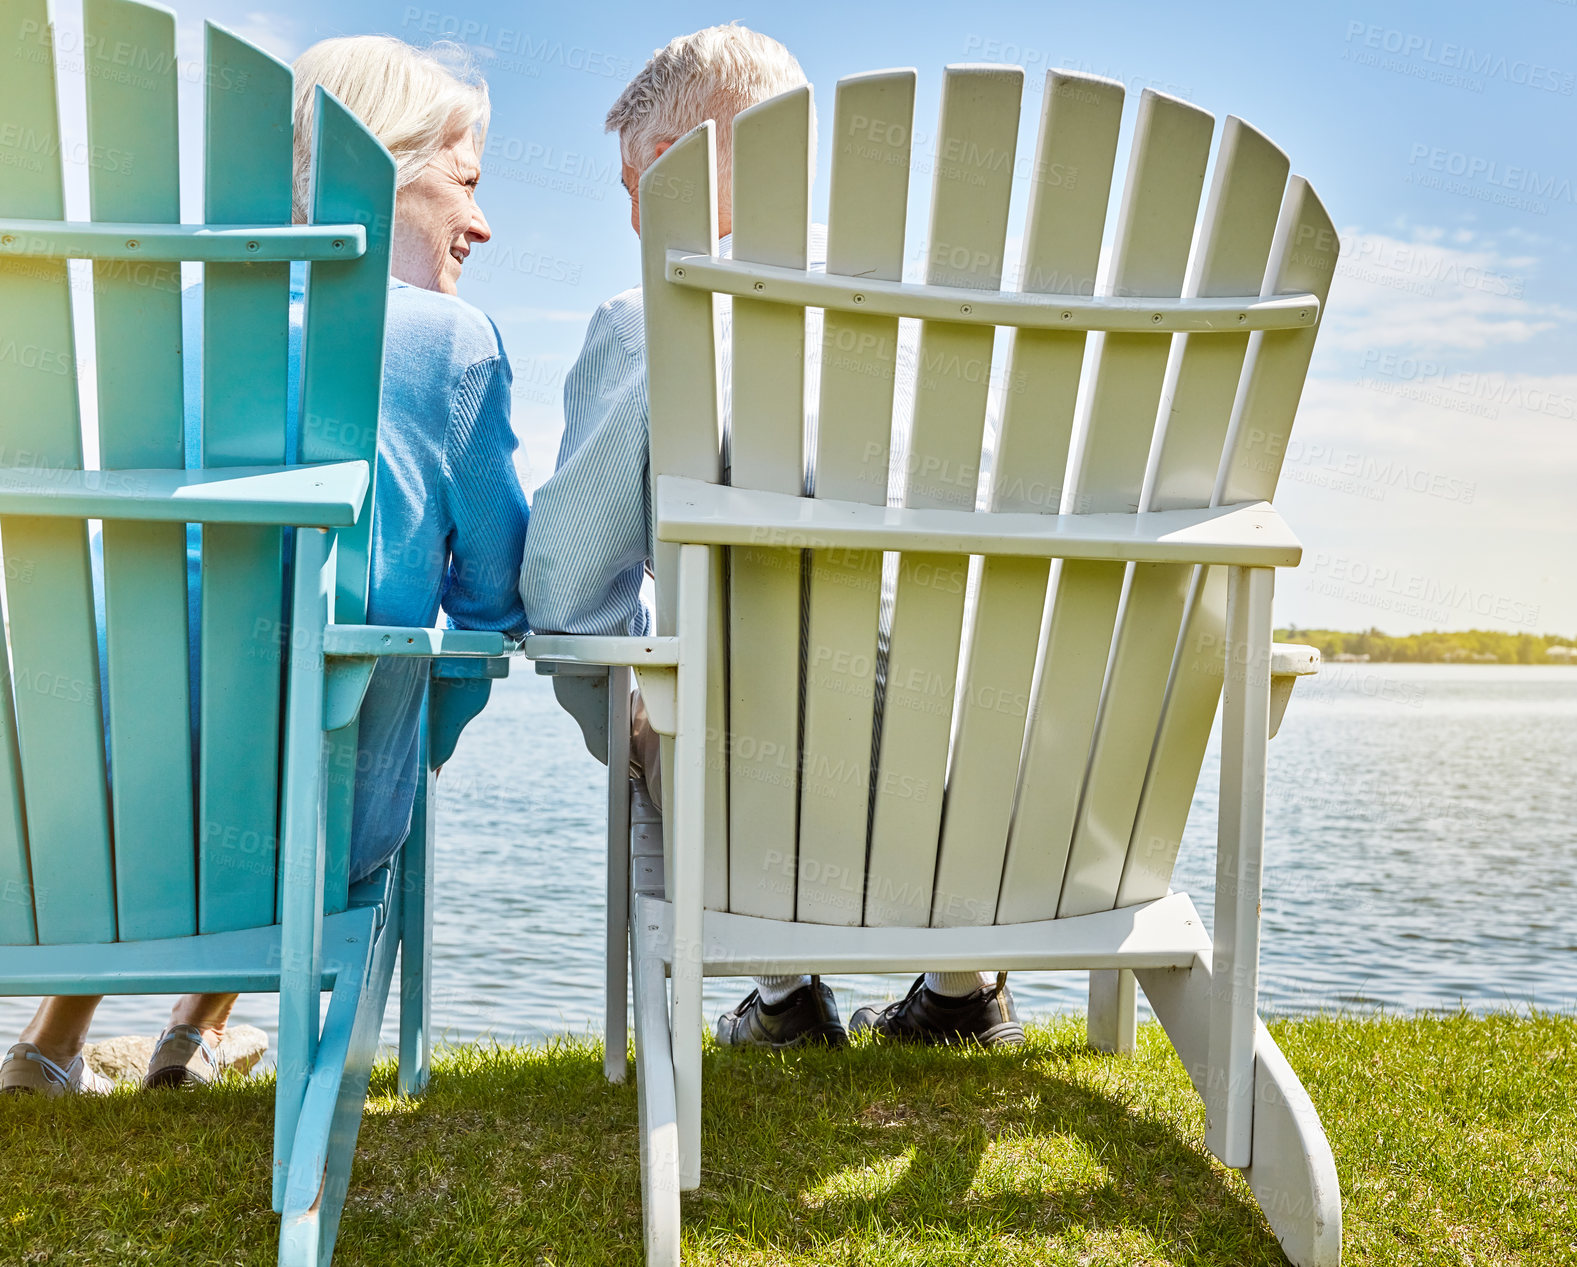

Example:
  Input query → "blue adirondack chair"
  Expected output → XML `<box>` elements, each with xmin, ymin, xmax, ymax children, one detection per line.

<box><xmin>0</xmin><ymin>2</ymin><xmax>509</xmax><ymax>1261</ymax></box>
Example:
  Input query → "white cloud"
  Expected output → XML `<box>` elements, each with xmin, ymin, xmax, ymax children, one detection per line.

<box><xmin>1318</xmin><ymin>227</ymin><xmax>1574</xmax><ymax>353</ymax></box>
<box><xmin>1273</xmin><ymin>370</ymin><xmax>1577</xmax><ymax>634</ymax></box>
<box><xmin>1276</xmin><ymin>223</ymin><xmax>1575</xmax><ymax>631</ymax></box>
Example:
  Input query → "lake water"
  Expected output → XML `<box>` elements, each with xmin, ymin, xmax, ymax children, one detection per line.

<box><xmin>5</xmin><ymin>663</ymin><xmax>1572</xmax><ymax>1054</ymax></box>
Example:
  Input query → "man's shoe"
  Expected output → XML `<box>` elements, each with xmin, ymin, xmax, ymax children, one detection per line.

<box><xmin>850</xmin><ymin>974</ymin><xmax>1025</xmax><ymax>1048</ymax></box>
<box><xmin>1</xmin><ymin>1042</ymin><xmax>113</xmax><ymax>1096</ymax></box>
<box><xmin>715</xmin><ymin>977</ymin><xmax>848</xmax><ymax>1049</ymax></box>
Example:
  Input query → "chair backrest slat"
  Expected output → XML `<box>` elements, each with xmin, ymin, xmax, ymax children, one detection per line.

<box><xmin>196</xmin><ymin>26</ymin><xmax>293</xmax><ymax>932</ymax></box>
<box><xmin>86</xmin><ymin>0</ymin><xmax>199</xmax><ymax>943</ymax></box>
<box><xmin>298</xmin><ymin>91</ymin><xmax>395</xmax><ymax>618</ymax></box>
<box><xmin>931</xmin><ymin>71</ymin><xmax>1123</xmax><ymax>928</ymax></box>
<box><xmin>795</xmin><ymin>70</ymin><xmax>914</xmax><ymax>925</ymax></box>
<box><xmin>1120</xmin><ymin>177</ymin><xmax>1336</xmax><ymax>905</ymax></box>
<box><xmin>863</xmin><ymin>65</ymin><xmax>1022</xmax><ymax>927</ymax></box>
<box><xmin>725</xmin><ymin>87</ymin><xmax>812</xmax><ymax>918</ymax></box>
<box><xmin>1059</xmin><ymin>117</ymin><xmax>1289</xmax><ymax>920</ymax></box>
<box><xmin>1150</xmin><ymin>119</ymin><xmax>1290</xmax><ymax>514</ymax></box>
<box><xmin>0</xmin><ymin>0</ymin><xmax>116</xmax><ymax>944</ymax></box>
<box><xmin>0</xmin><ymin>1</ymin><xmax>61</xmax><ymax>946</ymax></box>
<box><xmin>298</xmin><ymin>91</ymin><xmax>396</xmax><ymax>914</ymax></box>
<box><xmin>642</xmin><ymin>125</ymin><xmax>721</xmax><ymax>624</ymax></box>
<box><xmin>0</xmin><ymin>639</ymin><xmax>30</xmax><ymax>943</ymax></box>
<box><xmin>1069</xmin><ymin>91</ymin><xmax>1217</xmax><ymax>515</ymax></box>
<box><xmin>999</xmin><ymin>91</ymin><xmax>1213</xmax><ymax>924</ymax></box>
<box><xmin>639</xmin><ymin>122</ymin><xmax>728</xmax><ymax>904</ymax></box>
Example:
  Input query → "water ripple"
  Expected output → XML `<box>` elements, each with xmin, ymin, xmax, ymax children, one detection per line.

<box><xmin>3</xmin><ymin>663</ymin><xmax>1570</xmax><ymax>1051</ymax></box>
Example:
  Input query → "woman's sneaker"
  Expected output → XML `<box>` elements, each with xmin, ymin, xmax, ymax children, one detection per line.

<box><xmin>143</xmin><ymin>1024</ymin><xmax>223</xmax><ymax>1089</ymax></box>
<box><xmin>0</xmin><ymin>1043</ymin><xmax>114</xmax><ymax>1096</ymax></box>
<box><xmin>850</xmin><ymin>974</ymin><xmax>1025</xmax><ymax>1048</ymax></box>
<box><xmin>715</xmin><ymin>977</ymin><xmax>848</xmax><ymax>1049</ymax></box>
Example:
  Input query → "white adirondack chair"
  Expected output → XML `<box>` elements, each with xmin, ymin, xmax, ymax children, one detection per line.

<box><xmin>528</xmin><ymin>65</ymin><xmax>1339</xmax><ymax>1266</ymax></box>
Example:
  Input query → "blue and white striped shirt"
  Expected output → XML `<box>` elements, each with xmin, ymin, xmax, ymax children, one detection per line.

<box><xmin>517</xmin><ymin>278</ymin><xmax>659</xmax><ymax>636</ymax></box>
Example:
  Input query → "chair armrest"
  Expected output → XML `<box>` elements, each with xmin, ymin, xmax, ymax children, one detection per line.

<box><xmin>320</xmin><ymin>628</ymin><xmax>514</xmax><ymax>732</ymax></box>
<box><xmin>656</xmin><ymin>476</ymin><xmax>1303</xmax><ymax>568</ymax></box>
<box><xmin>0</xmin><ymin>461</ymin><xmax>368</xmax><ymax>527</ymax></box>
<box><xmin>1269</xmin><ymin>643</ymin><xmax>1321</xmax><ymax>739</ymax></box>
<box><xmin>525</xmin><ymin>635</ymin><xmax>682</xmax><ymax>737</ymax></box>
<box><xmin>322</xmin><ymin>626</ymin><xmax>514</xmax><ymax>658</ymax></box>
<box><xmin>524</xmin><ymin>634</ymin><xmax>679</xmax><ymax>667</ymax></box>
<box><xmin>1272</xmin><ymin>643</ymin><xmax>1320</xmax><ymax>677</ymax></box>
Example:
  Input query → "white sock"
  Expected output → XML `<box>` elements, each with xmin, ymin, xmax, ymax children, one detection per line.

<box><xmin>754</xmin><ymin>974</ymin><xmax>811</xmax><ymax>1007</ymax></box>
<box><xmin>925</xmin><ymin>970</ymin><xmax>994</xmax><ymax>998</ymax></box>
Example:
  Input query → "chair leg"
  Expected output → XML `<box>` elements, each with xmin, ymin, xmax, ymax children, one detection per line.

<box><xmin>274</xmin><ymin>526</ymin><xmax>331</xmax><ymax>1214</ymax></box>
<box><xmin>278</xmin><ymin>911</ymin><xmax>399</xmax><ymax>1267</ymax></box>
<box><xmin>398</xmin><ymin>746</ymin><xmax>437</xmax><ymax>1098</ymax></box>
<box><xmin>671</xmin><ymin>544</ymin><xmax>709</xmax><ymax>1192</ymax></box>
<box><xmin>606</xmin><ymin>667</ymin><xmax>632</xmax><ymax>1084</ymax></box>
<box><xmin>631</xmin><ymin>902</ymin><xmax>681</xmax><ymax>1265</ymax></box>
<box><xmin>1087</xmin><ymin>968</ymin><xmax>1137</xmax><ymax>1053</ymax></box>
<box><xmin>671</xmin><ymin>963</ymin><xmax>702</xmax><ymax>1193</ymax></box>
<box><xmin>1209</xmin><ymin>565</ymin><xmax>1274</xmax><ymax>1167</ymax></box>
<box><xmin>1137</xmin><ymin>958</ymin><xmax>1342</xmax><ymax>1267</ymax></box>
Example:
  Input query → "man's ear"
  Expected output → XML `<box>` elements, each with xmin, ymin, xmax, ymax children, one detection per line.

<box><xmin>653</xmin><ymin>138</ymin><xmax>674</xmax><ymax>160</ymax></box>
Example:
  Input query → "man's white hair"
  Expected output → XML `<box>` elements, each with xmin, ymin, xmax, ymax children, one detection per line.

<box><xmin>606</xmin><ymin>23</ymin><xmax>807</xmax><ymax>186</ymax></box>
<box><xmin>290</xmin><ymin>36</ymin><xmax>489</xmax><ymax>222</ymax></box>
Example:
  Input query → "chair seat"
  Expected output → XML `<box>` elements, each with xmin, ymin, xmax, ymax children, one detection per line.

<box><xmin>639</xmin><ymin>889</ymin><xmax>1212</xmax><ymax>977</ymax></box>
<box><xmin>0</xmin><ymin>905</ymin><xmax>378</xmax><ymax>996</ymax></box>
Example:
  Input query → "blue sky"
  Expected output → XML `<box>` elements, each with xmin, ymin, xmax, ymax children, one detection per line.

<box><xmin>43</xmin><ymin>0</ymin><xmax>1577</xmax><ymax>634</ymax></box>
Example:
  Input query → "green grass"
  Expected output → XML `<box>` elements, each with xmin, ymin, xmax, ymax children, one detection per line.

<box><xmin>2</xmin><ymin>1013</ymin><xmax>1573</xmax><ymax>1265</ymax></box>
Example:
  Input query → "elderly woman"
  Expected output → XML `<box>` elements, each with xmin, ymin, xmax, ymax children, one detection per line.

<box><xmin>2</xmin><ymin>37</ymin><xmax>529</xmax><ymax>1095</ymax></box>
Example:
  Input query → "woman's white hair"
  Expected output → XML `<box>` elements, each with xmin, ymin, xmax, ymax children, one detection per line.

<box><xmin>291</xmin><ymin>36</ymin><xmax>489</xmax><ymax>222</ymax></box>
<box><xmin>605</xmin><ymin>24</ymin><xmax>807</xmax><ymax>186</ymax></box>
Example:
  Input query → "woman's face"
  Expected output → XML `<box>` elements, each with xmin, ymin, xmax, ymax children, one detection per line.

<box><xmin>390</xmin><ymin>128</ymin><xmax>490</xmax><ymax>294</ymax></box>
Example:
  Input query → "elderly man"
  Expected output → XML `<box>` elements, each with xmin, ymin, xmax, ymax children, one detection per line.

<box><xmin>521</xmin><ymin>24</ymin><xmax>1023</xmax><ymax>1051</ymax></box>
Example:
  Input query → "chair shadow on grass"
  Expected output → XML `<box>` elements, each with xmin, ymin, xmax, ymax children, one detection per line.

<box><xmin>0</xmin><ymin>1033</ymin><xmax>1293</xmax><ymax>1266</ymax></box>
<box><xmin>688</xmin><ymin>1031</ymin><xmax>1293</xmax><ymax>1264</ymax></box>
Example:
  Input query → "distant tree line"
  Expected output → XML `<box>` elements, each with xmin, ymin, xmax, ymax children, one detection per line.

<box><xmin>1275</xmin><ymin>628</ymin><xmax>1577</xmax><ymax>664</ymax></box>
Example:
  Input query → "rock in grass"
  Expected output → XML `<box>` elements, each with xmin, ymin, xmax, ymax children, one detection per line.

<box><xmin>83</xmin><ymin>1025</ymin><xmax>268</xmax><ymax>1084</ymax></box>
<box><xmin>81</xmin><ymin>1034</ymin><xmax>154</xmax><ymax>1083</ymax></box>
